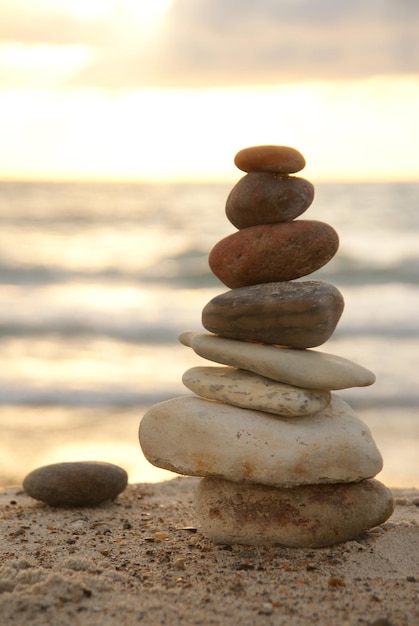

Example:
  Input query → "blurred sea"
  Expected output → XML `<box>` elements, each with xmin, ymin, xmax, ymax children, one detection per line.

<box><xmin>0</xmin><ymin>180</ymin><xmax>418</xmax><ymax>489</ymax></box>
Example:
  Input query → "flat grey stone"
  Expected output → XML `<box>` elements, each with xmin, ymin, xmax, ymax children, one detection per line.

<box><xmin>182</xmin><ymin>366</ymin><xmax>331</xmax><ymax>416</ymax></box>
<box><xmin>195</xmin><ymin>477</ymin><xmax>394</xmax><ymax>547</ymax></box>
<box><xmin>139</xmin><ymin>395</ymin><xmax>383</xmax><ymax>488</ymax></box>
<box><xmin>179</xmin><ymin>331</ymin><xmax>375</xmax><ymax>390</ymax></box>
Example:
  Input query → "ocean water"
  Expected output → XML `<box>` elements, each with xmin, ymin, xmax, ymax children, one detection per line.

<box><xmin>0</xmin><ymin>180</ymin><xmax>418</xmax><ymax>489</ymax></box>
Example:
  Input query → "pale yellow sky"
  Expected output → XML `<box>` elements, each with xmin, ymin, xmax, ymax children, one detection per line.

<box><xmin>0</xmin><ymin>0</ymin><xmax>418</xmax><ymax>182</ymax></box>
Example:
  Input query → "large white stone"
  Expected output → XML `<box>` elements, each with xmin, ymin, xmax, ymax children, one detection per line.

<box><xmin>182</xmin><ymin>366</ymin><xmax>331</xmax><ymax>416</ymax></box>
<box><xmin>195</xmin><ymin>477</ymin><xmax>394</xmax><ymax>547</ymax></box>
<box><xmin>179</xmin><ymin>331</ymin><xmax>376</xmax><ymax>390</ymax></box>
<box><xmin>139</xmin><ymin>394</ymin><xmax>383</xmax><ymax>487</ymax></box>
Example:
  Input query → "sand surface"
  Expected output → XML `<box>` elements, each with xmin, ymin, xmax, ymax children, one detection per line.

<box><xmin>1</xmin><ymin>477</ymin><xmax>418</xmax><ymax>625</ymax></box>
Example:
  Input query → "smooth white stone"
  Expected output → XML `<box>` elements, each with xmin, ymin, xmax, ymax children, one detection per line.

<box><xmin>179</xmin><ymin>331</ymin><xmax>375</xmax><ymax>390</ymax></box>
<box><xmin>139</xmin><ymin>395</ymin><xmax>383</xmax><ymax>487</ymax></box>
<box><xmin>195</xmin><ymin>477</ymin><xmax>394</xmax><ymax>547</ymax></box>
<box><xmin>182</xmin><ymin>366</ymin><xmax>331</xmax><ymax>416</ymax></box>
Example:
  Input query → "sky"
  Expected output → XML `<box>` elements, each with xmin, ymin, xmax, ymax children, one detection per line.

<box><xmin>0</xmin><ymin>0</ymin><xmax>418</xmax><ymax>182</ymax></box>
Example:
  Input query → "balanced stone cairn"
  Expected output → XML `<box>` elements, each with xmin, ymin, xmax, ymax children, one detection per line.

<box><xmin>139</xmin><ymin>145</ymin><xmax>394</xmax><ymax>548</ymax></box>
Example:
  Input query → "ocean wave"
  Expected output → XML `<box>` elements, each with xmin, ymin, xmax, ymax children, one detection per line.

<box><xmin>0</xmin><ymin>254</ymin><xmax>418</xmax><ymax>287</ymax></box>
<box><xmin>0</xmin><ymin>386</ymin><xmax>178</xmax><ymax>407</ymax></box>
<box><xmin>310</xmin><ymin>255</ymin><xmax>419</xmax><ymax>287</ymax></box>
<box><xmin>0</xmin><ymin>254</ymin><xmax>216</xmax><ymax>287</ymax></box>
<box><xmin>0</xmin><ymin>385</ymin><xmax>416</xmax><ymax>409</ymax></box>
<box><xmin>339</xmin><ymin>391</ymin><xmax>419</xmax><ymax>410</ymax></box>
<box><xmin>333</xmin><ymin>324</ymin><xmax>419</xmax><ymax>339</ymax></box>
<box><xmin>0</xmin><ymin>321</ymin><xmax>184</xmax><ymax>343</ymax></box>
<box><xmin>0</xmin><ymin>319</ymin><xmax>416</xmax><ymax>342</ymax></box>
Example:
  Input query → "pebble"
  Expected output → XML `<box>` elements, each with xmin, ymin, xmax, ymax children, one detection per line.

<box><xmin>234</xmin><ymin>145</ymin><xmax>306</xmax><ymax>174</ymax></box>
<box><xmin>182</xmin><ymin>366</ymin><xmax>331</xmax><ymax>416</ymax></box>
<box><xmin>139</xmin><ymin>395</ymin><xmax>383</xmax><ymax>487</ymax></box>
<box><xmin>208</xmin><ymin>220</ymin><xmax>339</xmax><ymax>288</ymax></box>
<box><xmin>179</xmin><ymin>331</ymin><xmax>376</xmax><ymax>390</ymax></box>
<box><xmin>195</xmin><ymin>477</ymin><xmax>394</xmax><ymax>547</ymax></box>
<box><xmin>23</xmin><ymin>461</ymin><xmax>128</xmax><ymax>507</ymax></box>
<box><xmin>225</xmin><ymin>173</ymin><xmax>314</xmax><ymax>228</ymax></box>
<box><xmin>201</xmin><ymin>281</ymin><xmax>344</xmax><ymax>348</ymax></box>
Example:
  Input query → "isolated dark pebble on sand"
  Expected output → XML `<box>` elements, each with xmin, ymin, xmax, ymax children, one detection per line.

<box><xmin>23</xmin><ymin>461</ymin><xmax>128</xmax><ymax>507</ymax></box>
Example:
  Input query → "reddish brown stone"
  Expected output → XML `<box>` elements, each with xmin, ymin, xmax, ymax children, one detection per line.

<box><xmin>208</xmin><ymin>221</ymin><xmax>339</xmax><ymax>289</ymax></box>
<box><xmin>201</xmin><ymin>281</ymin><xmax>344</xmax><ymax>348</ymax></box>
<box><xmin>225</xmin><ymin>173</ymin><xmax>314</xmax><ymax>228</ymax></box>
<box><xmin>234</xmin><ymin>145</ymin><xmax>306</xmax><ymax>174</ymax></box>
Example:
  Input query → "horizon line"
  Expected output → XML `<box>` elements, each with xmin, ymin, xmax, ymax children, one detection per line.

<box><xmin>1</xmin><ymin>175</ymin><xmax>418</xmax><ymax>185</ymax></box>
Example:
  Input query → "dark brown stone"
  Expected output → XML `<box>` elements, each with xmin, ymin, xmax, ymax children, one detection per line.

<box><xmin>208</xmin><ymin>220</ymin><xmax>339</xmax><ymax>288</ymax></box>
<box><xmin>234</xmin><ymin>145</ymin><xmax>306</xmax><ymax>174</ymax></box>
<box><xmin>225</xmin><ymin>173</ymin><xmax>315</xmax><ymax>228</ymax></box>
<box><xmin>23</xmin><ymin>461</ymin><xmax>128</xmax><ymax>507</ymax></box>
<box><xmin>202</xmin><ymin>281</ymin><xmax>344</xmax><ymax>348</ymax></box>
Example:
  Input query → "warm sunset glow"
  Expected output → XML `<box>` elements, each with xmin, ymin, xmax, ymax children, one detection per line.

<box><xmin>57</xmin><ymin>0</ymin><xmax>173</xmax><ymax>20</ymax></box>
<box><xmin>0</xmin><ymin>43</ymin><xmax>91</xmax><ymax>86</ymax></box>
<box><xmin>0</xmin><ymin>77</ymin><xmax>418</xmax><ymax>182</ymax></box>
<box><xmin>0</xmin><ymin>1</ymin><xmax>417</xmax><ymax>182</ymax></box>
<box><xmin>58</xmin><ymin>0</ymin><xmax>115</xmax><ymax>18</ymax></box>
<box><xmin>125</xmin><ymin>0</ymin><xmax>174</xmax><ymax>22</ymax></box>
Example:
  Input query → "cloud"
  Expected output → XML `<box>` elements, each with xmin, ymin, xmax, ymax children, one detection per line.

<box><xmin>72</xmin><ymin>0</ymin><xmax>419</xmax><ymax>87</ymax></box>
<box><xmin>1</xmin><ymin>0</ymin><xmax>418</xmax><ymax>88</ymax></box>
<box><xmin>0</xmin><ymin>0</ymin><xmax>114</xmax><ymax>46</ymax></box>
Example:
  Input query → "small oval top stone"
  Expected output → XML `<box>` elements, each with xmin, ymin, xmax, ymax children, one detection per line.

<box><xmin>23</xmin><ymin>461</ymin><xmax>128</xmax><ymax>507</ymax></box>
<box><xmin>234</xmin><ymin>145</ymin><xmax>306</xmax><ymax>174</ymax></box>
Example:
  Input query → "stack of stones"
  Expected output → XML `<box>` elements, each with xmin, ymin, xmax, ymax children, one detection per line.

<box><xmin>139</xmin><ymin>145</ymin><xmax>394</xmax><ymax>548</ymax></box>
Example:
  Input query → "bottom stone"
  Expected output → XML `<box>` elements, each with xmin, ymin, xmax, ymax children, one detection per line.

<box><xmin>195</xmin><ymin>477</ymin><xmax>394</xmax><ymax>548</ymax></box>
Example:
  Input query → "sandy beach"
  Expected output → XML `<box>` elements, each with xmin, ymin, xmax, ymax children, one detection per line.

<box><xmin>1</xmin><ymin>477</ymin><xmax>418</xmax><ymax>625</ymax></box>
